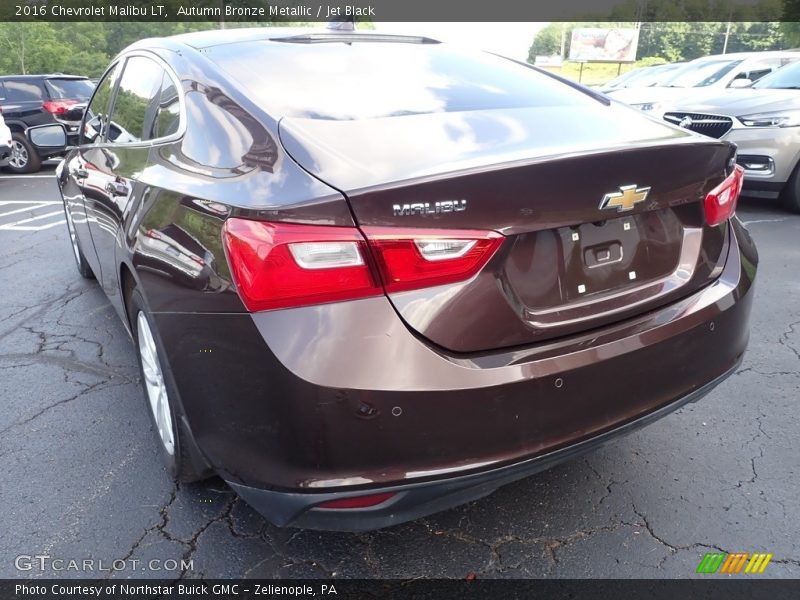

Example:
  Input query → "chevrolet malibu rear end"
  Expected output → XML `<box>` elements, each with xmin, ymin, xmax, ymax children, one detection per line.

<box><xmin>54</xmin><ymin>29</ymin><xmax>757</xmax><ymax>531</ymax></box>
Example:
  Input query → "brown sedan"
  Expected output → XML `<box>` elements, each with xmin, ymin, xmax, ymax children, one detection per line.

<box><xmin>32</xmin><ymin>27</ymin><xmax>756</xmax><ymax>530</ymax></box>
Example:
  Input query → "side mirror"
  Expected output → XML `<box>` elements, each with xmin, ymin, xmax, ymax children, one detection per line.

<box><xmin>729</xmin><ymin>78</ymin><xmax>753</xmax><ymax>89</ymax></box>
<box><xmin>26</xmin><ymin>123</ymin><xmax>68</xmax><ymax>151</ymax></box>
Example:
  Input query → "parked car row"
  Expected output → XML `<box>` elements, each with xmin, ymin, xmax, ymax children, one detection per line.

<box><xmin>0</xmin><ymin>73</ymin><xmax>94</xmax><ymax>173</ymax></box>
<box><xmin>605</xmin><ymin>50</ymin><xmax>800</xmax><ymax>212</ymax></box>
<box><xmin>596</xmin><ymin>61</ymin><xmax>685</xmax><ymax>93</ymax></box>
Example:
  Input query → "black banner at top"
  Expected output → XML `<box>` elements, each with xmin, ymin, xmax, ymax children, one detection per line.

<box><xmin>0</xmin><ymin>0</ymin><xmax>798</xmax><ymax>22</ymax></box>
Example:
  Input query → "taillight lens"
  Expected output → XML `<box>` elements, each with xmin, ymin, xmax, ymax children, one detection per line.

<box><xmin>222</xmin><ymin>219</ymin><xmax>381</xmax><ymax>311</ymax></box>
<box><xmin>704</xmin><ymin>165</ymin><xmax>744</xmax><ymax>227</ymax></box>
<box><xmin>317</xmin><ymin>492</ymin><xmax>396</xmax><ymax>509</ymax></box>
<box><xmin>42</xmin><ymin>100</ymin><xmax>77</xmax><ymax>115</ymax></box>
<box><xmin>363</xmin><ymin>227</ymin><xmax>504</xmax><ymax>293</ymax></box>
<box><xmin>223</xmin><ymin>219</ymin><xmax>504</xmax><ymax>311</ymax></box>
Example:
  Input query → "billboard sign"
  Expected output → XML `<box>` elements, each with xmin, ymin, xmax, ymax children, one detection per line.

<box><xmin>569</xmin><ymin>28</ymin><xmax>639</xmax><ymax>63</ymax></box>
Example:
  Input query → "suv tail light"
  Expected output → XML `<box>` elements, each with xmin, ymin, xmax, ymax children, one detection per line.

<box><xmin>223</xmin><ymin>219</ymin><xmax>504</xmax><ymax>312</ymax></box>
<box><xmin>42</xmin><ymin>100</ymin><xmax>78</xmax><ymax>115</ymax></box>
<box><xmin>704</xmin><ymin>165</ymin><xmax>744</xmax><ymax>226</ymax></box>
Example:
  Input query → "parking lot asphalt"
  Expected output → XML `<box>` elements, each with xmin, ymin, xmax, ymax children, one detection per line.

<box><xmin>0</xmin><ymin>165</ymin><xmax>798</xmax><ymax>580</ymax></box>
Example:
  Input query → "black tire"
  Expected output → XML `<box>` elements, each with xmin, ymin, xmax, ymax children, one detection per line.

<box><xmin>63</xmin><ymin>203</ymin><xmax>95</xmax><ymax>279</ymax></box>
<box><xmin>780</xmin><ymin>166</ymin><xmax>800</xmax><ymax>214</ymax></box>
<box><xmin>128</xmin><ymin>287</ymin><xmax>206</xmax><ymax>483</ymax></box>
<box><xmin>6</xmin><ymin>132</ymin><xmax>42</xmax><ymax>174</ymax></box>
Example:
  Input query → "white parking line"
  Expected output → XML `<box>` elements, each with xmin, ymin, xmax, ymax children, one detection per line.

<box><xmin>0</xmin><ymin>174</ymin><xmax>56</xmax><ymax>179</ymax></box>
<box><xmin>0</xmin><ymin>210</ymin><xmax>64</xmax><ymax>230</ymax></box>
<box><xmin>1</xmin><ymin>219</ymin><xmax>66</xmax><ymax>231</ymax></box>
<box><xmin>0</xmin><ymin>200</ymin><xmax>62</xmax><ymax>205</ymax></box>
<box><xmin>741</xmin><ymin>218</ymin><xmax>786</xmax><ymax>226</ymax></box>
<box><xmin>0</xmin><ymin>202</ymin><xmax>62</xmax><ymax>219</ymax></box>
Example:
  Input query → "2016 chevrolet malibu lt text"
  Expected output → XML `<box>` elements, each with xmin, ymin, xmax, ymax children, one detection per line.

<box><xmin>33</xmin><ymin>28</ymin><xmax>756</xmax><ymax>531</ymax></box>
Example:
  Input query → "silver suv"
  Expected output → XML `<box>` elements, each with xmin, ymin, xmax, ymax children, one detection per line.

<box><xmin>664</xmin><ymin>60</ymin><xmax>800</xmax><ymax>213</ymax></box>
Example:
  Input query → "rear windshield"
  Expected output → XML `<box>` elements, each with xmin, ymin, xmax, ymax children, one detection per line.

<box><xmin>45</xmin><ymin>78</ymin><xmax>95</xmax><ymax>101</ymax></box>
<box><xmin>2</xmin><ymin>80</ymin><xmax>45</xmax><ymax>102</ymax></box>
<box><xmin>208</xmin><ymin>39</ymin><xmax>602</xmax><ymax>120</ymax></box>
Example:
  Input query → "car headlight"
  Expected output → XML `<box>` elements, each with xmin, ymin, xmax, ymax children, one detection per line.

<box><xmin>630</xmin><ymin>102</ymin><xmax>661</xmax><ymax>112</ymax></box>
<box><xmin>739</xmin><ymin>110</ymin><xmax>800</xmax><ymax>127</ymax></box>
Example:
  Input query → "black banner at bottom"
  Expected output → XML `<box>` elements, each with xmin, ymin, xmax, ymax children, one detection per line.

<box><xmin>3</xmin><ymin>579</ymin><xmax>800</xmax><ymax>600</ymax></box>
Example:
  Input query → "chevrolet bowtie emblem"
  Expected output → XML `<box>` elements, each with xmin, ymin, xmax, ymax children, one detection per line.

<box><xmin>599</xmin><ymin>185</ymin><xmax>651</xmax><ymax>212</ymax></box>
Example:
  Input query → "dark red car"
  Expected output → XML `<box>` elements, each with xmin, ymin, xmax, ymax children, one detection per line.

<box><xmin>32</xmin><ymin>28</ymin><xmax>756</xmax><ymax>530</ymax></box>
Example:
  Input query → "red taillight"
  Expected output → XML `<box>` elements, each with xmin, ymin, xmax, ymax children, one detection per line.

<box><xmin>363</xmin><ymin>227</ymin><xmax>504</xmax><ymax>293</ymax></box>
<box><xmin>42</xmin><ymin>100</ymin><xmax>77</xmax><ymax>115</ymax></box>
<box><xmin>317</xmin><ymin>492</ymin><xmax>396</xmax><ymax>509</ymax></box>
<box><xmin>222</xmin><ymin>219</ymin><xmax>381</xmax><ymax>311</ymax></box>
<box><xmin>222</xmin><ymin>219</ymin><xmax>504</xmax><ymax>312</ymax></box>
<box><xmin>704</xmin><ymin>165</ymin><xmax>744</xmax><ymax>227</ymax></box>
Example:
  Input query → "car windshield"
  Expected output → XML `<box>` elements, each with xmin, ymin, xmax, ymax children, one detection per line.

<box><xmin>752</xmin><ymin>61</ymin><xmax>800</xmax><ymax>89</ymax></box>
<box><xmin>631</xmin><ymin>64</ymin><xmax>681</xmax><ymax>87</ymax></box>
<box><xmin>604</xmin><ymin>68</ymin><xmax>647</xmax><ymax>89</ymax></box>
<box><xmin>661</xmin><ymin>59</ymin><xmax>743</xmax><ymax>88</ymax></box>
<box><xmin>45</xmin><ymin>78</ymin><xmax>95</xmax><ymax>101</ymax></box>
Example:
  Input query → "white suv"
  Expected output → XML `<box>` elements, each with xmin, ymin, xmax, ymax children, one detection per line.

<box><xmin>0</xmin><ymin>112</ymin><xmax>11</xmax><ymax>167</ymax></box>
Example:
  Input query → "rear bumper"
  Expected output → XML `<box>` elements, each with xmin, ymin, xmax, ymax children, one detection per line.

<box><xmin>229</xmin><ymin>361</ymin><xmax>739</xmax><ymax>531</ymax></box>
<box><xmin>152</xmin><ymin>220</ymin><xmax>757</xmax><ymax>530</ymax></box>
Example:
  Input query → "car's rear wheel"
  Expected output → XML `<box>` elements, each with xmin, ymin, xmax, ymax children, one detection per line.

<box><xmin>129</xmin><ymin>288</ymin><xmax>205</xmax><ymax>482</ymax></box>
<box><xmin>6</xmin><ymin>133</ymin><xmax>42</xmax><ymax>174</ymax></box>
<box><xmin>780</xmin><ymin>162</ymin><xmax>800</xmax><ymax>214</ymax></box>
<box><xmin>63</xmin><ymin>204</ymin><xmax>94</xmax><ymax>279</ymax></box>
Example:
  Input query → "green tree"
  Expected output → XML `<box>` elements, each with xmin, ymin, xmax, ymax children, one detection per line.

<box><xmin>527</xmin><ymin>23</ymin><xmax>565</xmax><ymax>60</ymax></box>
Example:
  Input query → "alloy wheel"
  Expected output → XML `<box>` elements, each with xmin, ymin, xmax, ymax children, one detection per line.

<box><xmin>8</xmin><ymin>140</ymin><xmax>29</xmax><ymax>170</ymax></box>
<box><xmin>137</xmin><ymin>311</ymin><xmax>175</xmax><ymax>455</ymax></box>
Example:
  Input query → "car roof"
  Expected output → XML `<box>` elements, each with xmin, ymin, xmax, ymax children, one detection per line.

<box><xmin>132</xmin><ymin>26</ymin><xmax>441</xmax><ymax>52</ymax></box>
<box><xmin>0</xmin><ymin>74</ymin><xmax>89</xmax><ymax>80</ymax></box>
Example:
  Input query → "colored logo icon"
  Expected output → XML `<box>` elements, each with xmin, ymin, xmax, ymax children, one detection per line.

<box><xmin>696</xmin><ymin>552</ymin><xmax>772</xmax><ymax>574</ymax></box>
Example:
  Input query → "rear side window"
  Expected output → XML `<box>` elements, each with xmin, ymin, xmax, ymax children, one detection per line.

<box><xmin>45</xmin><ymin>78</ymin><xmax>95</xmax><ymax>101</ymax></box>
<box><xmin>108</xmin><ymin>56</ymin><xmax>166</xmax><ymax>144</ymax></box>
<box><xmin>145</xmin><ymin>72</ymin><xmax>181</xmax><ymax>140</ymax></box>
<box><xmin>82</xmin><ymin>65</ymin><xmax>120</xmax><ymax>145</ymax></box>
<box><xmin>4</xmin><ymin>80</ymin><xmax>44</xmax><ymax>102</ymax></box>
<box><xmin>208</xmin><ymin>40</ymin><xmax>601</xmax><ymax>121</ymax></box>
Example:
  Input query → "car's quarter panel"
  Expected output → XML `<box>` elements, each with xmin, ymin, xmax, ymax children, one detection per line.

<box><xmin>71</xmin><ymin>42</ymin><xmax>357</xmax><ymax>316</ymax></box>
<box><xmin>150</xmin><ymin>222</ymin><xmax>754</xmax><ymax>494</ymax></box>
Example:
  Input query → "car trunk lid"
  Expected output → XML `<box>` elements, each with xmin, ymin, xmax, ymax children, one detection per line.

<box><xmin>279</xmin><ymin>104</ymin><xmax>735</xmax><ymax>352</ymax></box>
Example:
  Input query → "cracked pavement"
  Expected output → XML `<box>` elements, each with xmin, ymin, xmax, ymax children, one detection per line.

<box><xmin>1</xmin><ymin>169</ymin><xmax>798</xmax><ymax>579</ymax></box>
